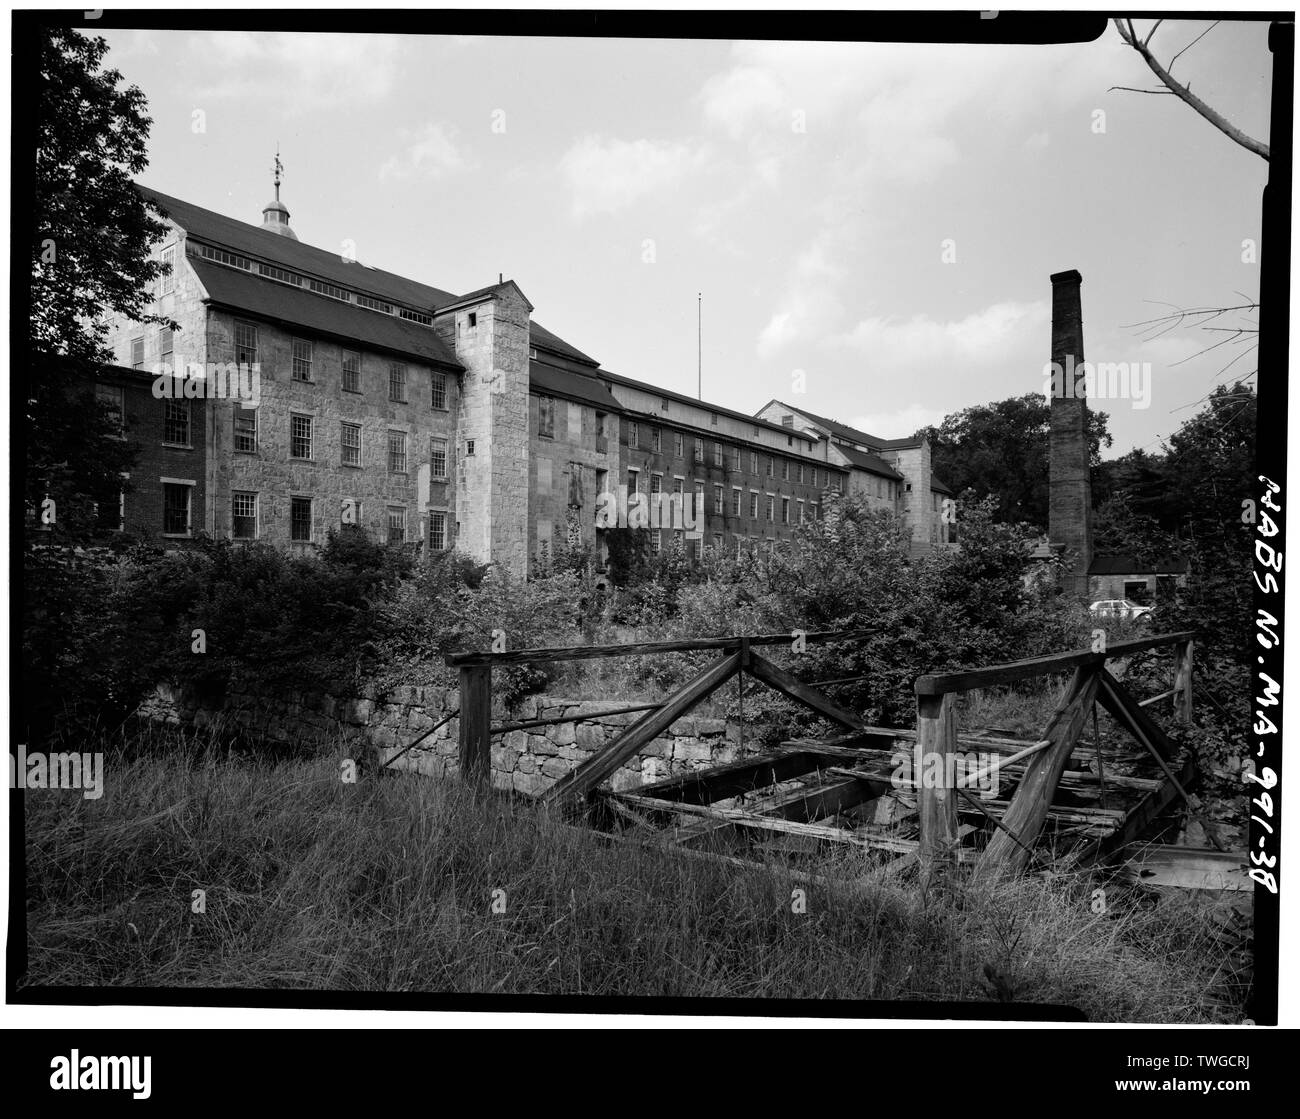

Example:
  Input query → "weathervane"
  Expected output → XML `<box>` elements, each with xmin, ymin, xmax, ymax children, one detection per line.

<box><xmin>273</xmin><ymin>146</ymin><xmax>284</xmax><ymax>201</ymax></box>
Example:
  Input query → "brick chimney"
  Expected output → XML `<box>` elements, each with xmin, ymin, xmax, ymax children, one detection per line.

<box><xmin>1048</xmin><ymin>269</ymin><xmax>1092</xmax><ymax>595</ymax></box>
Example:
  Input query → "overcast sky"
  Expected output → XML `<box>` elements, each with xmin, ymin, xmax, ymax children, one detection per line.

<box><xmin>101</xmin><ymin>21</ymin><xmax>1273</xmax><ymax>457</ymax></box>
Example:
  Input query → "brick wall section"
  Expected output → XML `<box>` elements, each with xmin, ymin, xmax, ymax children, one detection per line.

<box><xmin>1047</xmin><ymin>269</ymin><xmax>1092</xmax><ymax>594</ymax></box>
<box><xmin>529</xmin><ymin>394</ymin><xmax>616</xmax><ymax>567</ymax></box>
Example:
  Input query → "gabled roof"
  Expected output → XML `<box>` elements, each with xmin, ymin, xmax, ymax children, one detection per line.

<box><xmin>931</xmin><ymin>477</ymin><xmax>954</xmax><ymax>496</ymax></box>
<box><xmin>761</xmin><ymin>400</ymin><xmax>931</xmax><ymax>452</ymax></box>
<box><xmin>529</xmin><ymin>359</ymin><xmax>621</xmax><ymax>410</ymax></box>
<box><xmin>531</xmin><ymin>322</ymin><xmax>598</xmax><ymax>366</ymax></box>
<box><xmin>1089</xmin><ymin>554</ymin><xmax>1190</xmax><ymax>576</ymax></box>
<box><xmin>142</xmin><ymin>185</ymin><xmax>591</xmax><ymax>366</ymax></box>
<box><xmin>143</xmin><ymin>187</ymin><xmax>458</xmax><ymax>309</ymax></box>
<box><xmin>833</xmin><ymin>444</ymin><xmax>904</xmax><ymax>480</ymax></box>
<box><xmin>191</xmin><ymin>258</ymin><xmax>461</xmax><ymax>369</ymax></box>
<box><xmin>604</xmin><ymin>373</ymin><xmax>827</xmax><ymax>446</ymax></box>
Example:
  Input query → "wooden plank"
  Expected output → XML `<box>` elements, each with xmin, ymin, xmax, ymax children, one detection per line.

<box><xmin>633</xmin><ymin>750</ymin><xmax>828</xmax><ymax>805</ymax></box>
<box><xmin>914</xmin><ymin>630</ymin><xmax>1198</xmax><ymax>696</ymax></box>
<box><xmin>1137</xmin><ymin>688</ymin><xmax>1180</xmax><ymax>708</ymax></box>
<box><xmin>916</xmin><ymin>692</ymin><xmax>958</xmax><ymax>865</ymax></box>
<box><xmin>541</xmin><ymin>651</ymin><xmax>742</xmax><ymax>814</ymax></box>
<box><xmin>491</xmin><ymin>702</ymin><xmax>660</xmax><ymax>735</ymax></box>
<box><xmin>457</xmin><ymin>665</ymin><xmax>492</xmax><ymax>786</ymax></box>
<box><xmin>1120</xmin><ymin>845</ymin><xmax>1250</xmax><ymax>891</ymax></box>
<box><xmin>974</xmin><ymin>666</ymin><xmax>1101</xmax><ymax>879</ymax></box>
<box><xmin>447</xmin><ymin>627</ymin><xmax>871</xmax><ymax>667</ymax></box>
<box><xmin>1078</xmin><ymin>751</ymin><xmax>1199</xmax><ymax>866</ymax></box>
<box><xmin>1174</xmin><ymin>639</ymin><xmax>1195</xmax><ymax>723</ymax></box>
<box><xmin>612</xmin><ymin>792</ymin><xmax>926</xmax><ymax>855</ymax></box>
<box><xmin>745</xmin><ymin>651</ymin><xmax>867</xmax><ymax>731</ymax></box>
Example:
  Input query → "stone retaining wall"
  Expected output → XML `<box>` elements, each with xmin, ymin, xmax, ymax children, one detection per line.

<box><xmin>140</xmin><ymin>682</ymin><xmax>742</xmax><ymax>795</ymax></box>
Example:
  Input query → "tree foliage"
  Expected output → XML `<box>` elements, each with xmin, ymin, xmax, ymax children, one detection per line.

<box><xmin>916</xmin><ymin>394</ymin><xmax>1112</xmax><ymax>530</ymax></box>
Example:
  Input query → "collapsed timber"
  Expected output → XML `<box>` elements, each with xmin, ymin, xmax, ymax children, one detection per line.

<box><xmin>437</xmin><ymin>628</ymin><xmax>1222</xmax><ymax>883</ymax></box>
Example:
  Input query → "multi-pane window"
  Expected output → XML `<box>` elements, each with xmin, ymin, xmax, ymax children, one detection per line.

<box><xmin>733</xmin><ymin>446</ymin><xmax>742</xmax><ymax>470</ymax></box>
<box><xmin>731</xmin><ymin>488</ymin><xmax>742</xmax><ymax>516</ymax></box>
<box><xmin>713</xmin><ymin>443</ymin><xmax>723</xmax><ymax>467</ymax></box>
<box><xmin>674</xmin><ymin>432</ymin><xmax>684</xmax><ymax>458</ymax></box>
<box><xmin>694</xmin><ymin>439</ymin><xmax>703</xmax><ymax>463</ymax></box>
<box><xmin>429</xmin><ymin>511</ymin><xmax>447</xmax><ymax>550</ymax></box>
<box><xmin>131</xmin><ymin>337</ymin><xmax>145</xmax><ymax>369</ymax></box>
<box><xmin>160</xmin><ymin>245</ymin><xmax>175</xmax><ymax>296</ymax></box>
<box><xmin>292</xmin><ymin>338</ymin><xmax>313</xmax><ymax>382</ymax></box>
<box><xmin>342</xmin><ymin>350</ymin><xmax>361</xmax><ymax>393</ymax></box>
<box><xmin>234</xmin><ymin>407</ymin><xmax>257</xmax><ymax>453</ymax></box>
<box><xmin>749</xmin><ymin>492</ymin><xmax>759</xmax><ymax>518</ymax></box>
<box><xmin>672</xmin><ymin>477</ymin><xmax>684</xmax><ymax>495</ymax></box>
<box><xmin>163</xmin><ymin>483</ymin><xmax>191</xmax><ymax>535</ymax></box>
<box><xmin>290</xmin><ymin>414</ymin><xmax>312</xmax><ymax>459</ymax></box>
<box><xmin>766</xmin><ymin>496</ymin><xmax>775</xmax><ymax>521</ymax></box>
<box><xmin>765</xmin><ymin>457</ymin><xmax>774</xmax><ymax>477</ymax></box>
<box><xmin>291</xmin><ymin>496</ymin><xmax>312</xmax><ymax>542</ymax></box>
<box><xmin>431</xmin><ymin>371</ymin><xmax>447</xmax><ymax>410</ymax></box>
<box><xmin>797</xmin><ymin>500</ymin><xmax>805</xmax><ymax>523</ymax></box>
<box><xmin>798</xmin><ymin>463</ymin><xmax>806</xmax><ymax>484</ymax></box>
<box><xmin>782</xmin><ymin>497</ymin><xmax>790</xmax><ymax>524</ymax></box>
<box><xmin>232</xmin><ymin>492</ymin><xmax>257</xmax><ymax>539</ymax></box>
<box><xmin>163</xmin><ymin>399</ymin><xmax>190</xmax><ymax>445</ymax></box>
<box><xmin>781</xmin><ymin>460</ymin><xmax>790</xmax><ymax>481</ymax></box>
<box><xmin>387</xmin><ymin>506</ymin><xmax>406</xmax><ymax>544</ymax></box>
<box><xmin>341</xmin><ymin>422</ymin><xmax>362</xmax><ymax>467</ymax></box>
<box><xmin>388</xmin><ymin>430</ymin><xmax>407</xmax><ymax>473</ymax></box>
<box><xmin>650</xmin><ymin>473</ymin><xmax>662</xmax><ymax>495</ymax></box>
<box><xmin>96</xmin><ymin>384</ymin><xmax>124</xmax><ymax>435</ymax></box>
<box><xmin>750</xmin><ymin>451</ymin><xmax>758</xmax><ymax>474</ymax></box>
<box><xmin>538</xmin><ymin>395</ymin><xmax>555</xmax><ymax>438</ymax></box>
<box><xmin>627</xmin><ymin>469</ymin><xmax>639</xmax><ymax>495</ymax></box>
<box><xmin>628</xmin><ymin>421</ymin><xmax>639</xmax><ymax>448</ymax></box>
<box><xmin>388</xmin><ymin>362</ymin><xmax>407</xmax><ymax>403</ymax></box>
<box><xmin>159</xmin><ymin>327</ymin><xmax>174</xmax><ymax>368</ymax></box>
<box><xmin>652</xmin><ymin>427</ymin><xmax>661</xmax><ymax>453</ymax></box>
<box><xmin>431</xmin><ymin>437</ymin><xmax>448</xmax><ymax>479</ymax></box>
<box><xmin>713</xmin><ymin>485</ymin><xmax>724</xmax><ymax>514</ymax></box>
<box><xmin>234</xmin><ymin>321</ymin><xmax>258</xmax><ymax>365</ymax></box>
<box><xmin>650</xmin><ymin>530</ymin><xmax>662</xmax><ymax>555</ymax></box>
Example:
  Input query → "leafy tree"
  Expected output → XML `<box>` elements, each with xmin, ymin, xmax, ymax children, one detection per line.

<box><xmin>26</xmin><ymin>27</ymin><xmax>171</xmax><ymax>537</ymax></box>
<box><xmin>916</xmin><ymin>394</ymin><xmax>1112</xmax><ymax>530</ymax></box>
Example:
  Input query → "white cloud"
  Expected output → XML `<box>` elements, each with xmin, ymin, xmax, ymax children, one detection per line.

<box><xmin>379</xmin><ymin>124</ymin><xmax>474</xmax><ymax>183</ymax></box>
<box><xmin>850</xmin><ymin>405</ymin><xmax>950</xmax><ymax>440</ymax></box>
<box><xmin>560</xmin><ymin>135</ymin><xmax>707</xmax><ymax>218</ymax></box>
<box><xmin>834</xmin><ymin>300</ymin><xmax>1051</xmax><ymax>370</ymax></box>
<box><xmin>193</xmin><ymin>33</ymin><xmax>406</xmax><ymax>112</ymax></box>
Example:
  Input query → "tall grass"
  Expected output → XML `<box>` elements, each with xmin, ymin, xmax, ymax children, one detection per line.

<box><xmin>20</xmin><ymin>733</ymin><xmax>1246</xmax><ymax>1019</ymax></box>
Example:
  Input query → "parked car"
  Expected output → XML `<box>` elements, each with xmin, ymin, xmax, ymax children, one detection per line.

<box><xmin>1089</xmin><ymin>598</ymin><xmax>1153</xmax><ymax>623</ymax></box>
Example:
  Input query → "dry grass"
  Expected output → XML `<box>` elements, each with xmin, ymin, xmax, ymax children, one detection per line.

<box><xmin>19</xmin><ymin>731</ymin><xmax>1247</xmax><ymax>1019</ymax></box>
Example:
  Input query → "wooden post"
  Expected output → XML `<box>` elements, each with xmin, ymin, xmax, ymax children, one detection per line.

<box><xmin>1173</xmin><ymin>638</ymin><xmax>1194</xmax><ymax>724</ymax></box>
<box><xmin>916</xmin><ymin>692</ymin><xmax>958</xmax><ymax>867</ymax></box>
<box><xmin>458</xmin><ymin>665</ymin><xmax>492</xmax><ymax>786</ymax></box>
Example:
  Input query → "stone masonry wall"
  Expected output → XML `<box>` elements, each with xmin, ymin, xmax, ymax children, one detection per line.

<box><xmin>142</xmin><ymin>682</ymin><xmax>741</xmax><ymax>795</ymax></box>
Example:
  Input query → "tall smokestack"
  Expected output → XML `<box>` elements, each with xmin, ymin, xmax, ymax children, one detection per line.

<box><xmin>1048</xmin><ymin>269</ymin><xmax>1092</xmax><ymax>596</ymax></box>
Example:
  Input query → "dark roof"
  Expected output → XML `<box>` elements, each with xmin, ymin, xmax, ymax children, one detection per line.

<box><xmin>144</xmin><ymin>185</ymin><xmax>590</xmax><ymax>366</ymax></box>
<box><xmin>1088</xmin><ymin>553</ymin><xmax>1190</xmax><ymax>575</ymax></box>
<box><xmin>602</xmin><ymin>372</ymin><xmax>826</xmax><ymax>446</ymax></box>
<box><xmin>931</xmin><ymin>477</ymin><xmax>953</xmax><ymax>496</ymax></box>
<box><xmin>876</xmin><ymin>435</ymin><xmax>926</xmax><ymax>451</ymax></box>
<box><xmin>143</xmin><ymin>186</ymin><xmax>458</xmax><ymax>309</ymax></box>
<box><xmin>530</xmin><ymin>359</ymin><xmax>621</xmax><ymax>410</ymax></box>
<box><xmin>764</xmin><ymin>400</ymin><xmax>889</xmax><ymax>448</ymax></box>
<box><xmin>531</xmin><ymin>322</ymin><xmax>597</xmax><ymax>366</ymax></box>
<box><xmin>834</xmin><ymin>444</ymin><xmax>904</xmax><ymax>480</ymax></box>
<box><xmin>190</xmin><ymin>258</ymin><xmax>461</xmax><ymax>369</ymax></box>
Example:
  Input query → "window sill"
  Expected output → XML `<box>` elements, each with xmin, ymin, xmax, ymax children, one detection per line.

<box><xmin>342</xmin><ymin>462</ymin><xmax>362</xmax><ymax>469</ymax></box>
<box><xmin>161</xmin><ymin>443</ymin><xmax>193</xmax><ymax>450</ymax></box>
<box><xmin>162</xmin><ymin>532</ymin><xmax>193</xmax><ymax>539</ymax></box>
<box><xmin>290</xmin><ymin>458</ymin><xmax>316</xmax><ymax>464</ymax></box>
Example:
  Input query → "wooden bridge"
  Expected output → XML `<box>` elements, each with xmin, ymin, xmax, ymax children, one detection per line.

<box><xmin>443</xmin><ymin>628</ymin><xmax>1201</xmax><ymax>878</ymax></box>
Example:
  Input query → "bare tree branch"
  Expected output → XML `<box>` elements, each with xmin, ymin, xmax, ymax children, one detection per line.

<box><xmin>1169</xmin><ymin>20</ymin><xmax>1220</xmax><ymax>72</ymax></box>
<box><xmin>1112</xmin><ymin>18</ymin><xmax>1269</xmax><ymax>161</ymax></box>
